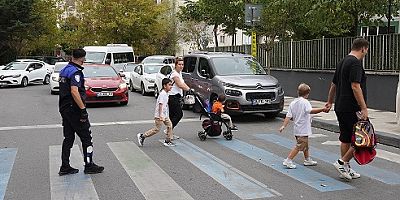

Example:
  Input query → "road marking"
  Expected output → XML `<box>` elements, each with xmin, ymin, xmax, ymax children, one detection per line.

<box><xmin>165</xmin><ymin>139</ymin><xmax>280</xmax><ymax>199</ymax></box>
<box><xmin>49</xmin><ymin>145</ymin><xmax>99</xmax><ymax>200</ymax></box>
<box><xmin>308</xmin><ymin>134</ymin><xmax>327</xmax><ymax>138</ymax></box>
<box><xmin>0</xmin><ymin>118</ymin><xmax>199</xmax><ymax>131</ymax></box>
<box><xmin>322</xmin><ymin>140</ymin><xmax>400</xmax><ymax>165</ymax></box>
<box><xmin>108</xmin><ymin>141</ymin><xmax>194</xmax><ymax>200</ymax></box>
<box><xmin>217</xmin><ymin>139</ymin><xmax>353</xmax><ymax>192</ymax></box>
<box><xmin>256</xmin><ymin>134</ymin><xmax>400</xmax><ymax>185</ymax></box>
<box><xmin>0</xmin><ymin>148</ymin><xmax>17</xmax><ymax>200</ymax></box>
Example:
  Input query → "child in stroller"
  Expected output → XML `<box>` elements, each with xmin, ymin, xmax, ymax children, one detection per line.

<box><xmin>196</xmin><ymin>94</ymin><xmax>235</xmax><ymax>141</ymax></box>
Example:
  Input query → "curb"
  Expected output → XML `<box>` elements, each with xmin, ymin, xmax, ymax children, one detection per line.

<box><xmin>277</xmin><ymin>111</ymin><xmax>400</xmax><ymax>149</ymax></box>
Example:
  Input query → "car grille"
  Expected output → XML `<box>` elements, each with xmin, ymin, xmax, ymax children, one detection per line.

<box><xmin>91</xmin><ymin>87</ymin><xmax>118</xmax><ymax>92</ymax></box>
<box><xmin>240</xmin><ymin>104</ymin><xmax>281</xmax><ymax>111</ymax></box>
<box><xmin>86</xmin><ymin>96</ymin><xmax>123</xmax><ymax>101</ymax></box>
<box><xmin>246</xmin><ymin>92</ymin><xmax>275</xmax><ymax>100</ymax></box>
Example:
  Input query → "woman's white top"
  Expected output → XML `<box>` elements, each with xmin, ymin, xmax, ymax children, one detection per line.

<box><xmin>169</xmin><ymin>70</ymin><xmax>184</xmax><ymax>96</ymax></box>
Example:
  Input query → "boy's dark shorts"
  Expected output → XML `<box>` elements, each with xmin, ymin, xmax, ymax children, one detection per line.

<box><xmin>335</xmin><ymin>111</ymin><xmax>358</xmax><ymax>143</ymax></box>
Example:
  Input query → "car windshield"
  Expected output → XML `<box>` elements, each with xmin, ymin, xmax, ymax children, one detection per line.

<box><xmin>3</xmin><ymin>63</ymin><xmax>28</xmax><ymax>70</ymax></box>
<box><xmin>54</xmin><ymin>63</ymin><xmax>68</xmax><ymax>72</ymax></box>
<box><xmin>144</xmin><ymin>65</ymin><xmax>163</xmax><ymax>74</ymax></box>
<box><xmin>142</xmin><ymin>57</ymin><xmax>164</xmax><ymax>64</ymax></box>
<box><xmin>85</xmin><ymin>52</ymin><xmax>105</xmax><ymax>64</ymax></box>
<box><xmin>211</xmin><ymin>57</ymin><xmax>267</xmax><ymax>75</ymax></box>
<box><xmin>124</xmin><ymin>64</ymin><xmax>137</xmax><ymax>72</ymax></box>
<box><xmin>83</xmin><ymin>66</ymin><xmax>117</xmax><ymax>77</ymax></box>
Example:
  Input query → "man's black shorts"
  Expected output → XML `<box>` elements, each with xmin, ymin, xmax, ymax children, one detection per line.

<box><xmin>335</xmin><ymin>111</ymin><xmax>358</xmax><ymax>143</ymax></box>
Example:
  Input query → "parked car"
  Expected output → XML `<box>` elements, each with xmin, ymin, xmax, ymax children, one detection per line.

<box><xmin>114</xmin><ymin>63</ymin><xmax>137</xmax><ymax>90</ymax></box>
<box><xmin>182</xmin><ymin>52</ymin><xmax>284</xmax><ymax>117</ymax></box>
<box><xmin>17</xmin><ymin>56</ymin><xmax>66</xmax><ymax>72</ymax></box>
<box><xmin>49</xmin><ymin>62</ymin><xmax>69</xmax><ymax>94</ymax></box>
<box><xmin>130</xmin><ymin>63</ymin><xmax>163</xmax><ymax>95</ymax></box>
<box><xmin>83</xmin><ymin>64</ymin><xmax>129</xmax><ymax>105</ymax></box>
<box><xmin>0</xmin><ymin>60</ymin><xmax>51</xmax><ymax>87</ymax></box>
<box><xmin>154</xmin><ymin>64</ymin><xmax>174</xmax><ymax>98</ymax></box>
<box><xmin>141</xmin><ymin>55</ymin><xmax>175</xmax><ymax>65</ymax></box>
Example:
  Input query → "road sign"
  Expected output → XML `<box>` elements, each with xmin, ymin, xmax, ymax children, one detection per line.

<box><xmin>245</xmin><ymin>4</ymin><xmax>263</xmax><ymax>26</ymax></box>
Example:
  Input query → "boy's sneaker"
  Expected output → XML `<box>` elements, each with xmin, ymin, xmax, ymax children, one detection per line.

<box><xmin>163</xmin><ymin>140</ymin><xmax>176</xmax><ymax>147</ymax></box>
<box><xmin>84</xmin><ymin>163</ymin><xmax>104</xmax><ymax>174</ymax></box>
<box><xmin>58</xmin><ymin>165</ymin><xmax>79</xmax><ymax>176</ymax></box>
<box><xmin>163</xmin><ymin>130</ymin><xmax>180</xmax><ymax>140</ymax></box>
<box><xmin>283</xmin><ymin>159</ymin><xmax>296</xmax><ymax>169</ymax></box>
<box><xmin>333</xmin><ymin>160</ymin><xmax>352</xmax><ymax>180</ymax></box>
<box><xmin>303</xmin><ymin>158</ymin><xmax>318</xmax><ymax>166</ymax></box>
<box><xmin>137</xmin><ymin>133</ymin><xmax>145</xmax><ymax>146</ymax></box>
<box><xmin>339</xmin><ymin>164</ymin><xmax>361</xmax><ymax>179</ymax></box>
<box><xmin>231</xmin><ymin>125</ymin><xmax>238</xmax><ymax>131</ymax></box>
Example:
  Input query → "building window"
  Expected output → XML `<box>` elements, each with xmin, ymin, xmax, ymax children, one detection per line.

<box><xmin>378</xmin><ymin>26</ymin><xmax>395</xmax><ymax>34</ymax></box>
<box><xmin>220</xmin><ymin>35</ymin><xmax>225</xmax><ymax>43</ymax></box>
<box><xmin>368</xmin><ymin>26</ymin><xmax>377</xmax><ymax>35</ymax></box>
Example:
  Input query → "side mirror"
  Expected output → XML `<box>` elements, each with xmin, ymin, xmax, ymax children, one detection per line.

<box><xmin>28</xmin><ymin>68</ymin><xmax>34</xmax><ymax>72</ymax></box>
<box><xmin>119</xmin><ymin>73</ymin><xmax>126</xmax><ymax>77</ymax></box>
<box><xmin>105</xmin><ymin>59</ymin><xmax>111</xmax><ymax>65</ymax></box>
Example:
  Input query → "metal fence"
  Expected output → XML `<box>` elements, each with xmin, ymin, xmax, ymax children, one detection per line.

<box><xmin>205</xmin><ymin>34</ymin><xmax>400</xmax><ymax>72</ymax></box>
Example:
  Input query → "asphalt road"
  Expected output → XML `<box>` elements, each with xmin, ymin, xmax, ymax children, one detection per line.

<box><xmin>0</xmin><ymin>84</ymin><xmax>399</xmax><ymax>200</ymax></box>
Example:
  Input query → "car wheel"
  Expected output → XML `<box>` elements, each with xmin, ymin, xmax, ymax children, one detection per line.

<box><xmin>43</xmin><ymin>75</ymin><xmax>50</xmax><ymax>85</ymax></box>
<box><xmin>141</xmin><ymin>82</ymin><xmax>146</xmax><ymax>96</ymax></box>
<box><xmin>120</xmin><ymin>101</ymin><xmax>128</xmax><ymax>106</ymax></box>
<box><xmin>130</xmin><ymin>80</ymin><xmax>135</xmax><ymax>92</ymax></box>
<box><xmin>50</xmin><ymin>90</ymin><xmax>57</xmax><ymax>95</ymax></box>
<box><xmin>20</xmin><ymin>77</ymin><xmax>28</xmax><ymax>87</ymax></box>
<box><xmin>154</xmin><ymin>85</ymin><xmax>159</xmax><ymax>99</ymax></box>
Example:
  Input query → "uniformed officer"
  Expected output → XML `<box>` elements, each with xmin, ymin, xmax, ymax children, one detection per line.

<box><xmin>58</xmin><ymin>48</ymin><xmax>104</xmax><ymax>176</ymax></box>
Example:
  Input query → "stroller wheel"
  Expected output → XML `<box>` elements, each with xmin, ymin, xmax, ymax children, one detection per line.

<box><xmin>225</xmin><ymin>134</ymin><xmax>233</xmax><ymax>140</ymax></box>
<box><xmin>198</xmin><ymin>131</ymin><xmax>206</xmax><ymax>141</ymax></box>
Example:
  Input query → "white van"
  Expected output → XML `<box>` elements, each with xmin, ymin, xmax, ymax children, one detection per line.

<box><xmin>83</xmin><ymin>44</ymin><xmax>135</xmax><ymax>70</ymax></box>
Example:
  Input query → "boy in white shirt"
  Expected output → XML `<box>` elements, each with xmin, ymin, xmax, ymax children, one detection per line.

<box><xmin>279</xmin><ymin>83</ymin><xmax>327</xmax><ymax>169</ymax></box>
<box><xmin>137</xmin><ymin>78</ymin><xmax>175</xmax><ymax>147</ymax></box>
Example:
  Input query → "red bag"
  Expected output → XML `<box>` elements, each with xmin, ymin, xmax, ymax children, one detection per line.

<box><xmin>352</xmin><ymin>119</ymin><xmax>377</xmax><ymax>165</ymax></box>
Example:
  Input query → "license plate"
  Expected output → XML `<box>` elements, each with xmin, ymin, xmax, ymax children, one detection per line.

<box><xmin>252</xmin><ymin>99</ymin><xmax>271</xmax><ymax>105</ymax></box>
<box><xmin>97</xmin><ymin>92</ymin><xmax>113</xmax><ymax>97</ymax></box>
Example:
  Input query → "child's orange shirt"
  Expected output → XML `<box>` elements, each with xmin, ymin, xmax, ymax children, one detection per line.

<box><xmin>212</xmin><ymin>101</ymin><xmax>223</xmax><ymax>114</ymax></box>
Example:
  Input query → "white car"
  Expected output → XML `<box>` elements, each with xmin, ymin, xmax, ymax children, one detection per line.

<box><xmin>141</xmin><ymin>55</ymin><xmax>175</xmax><ymax>65</ymax></box>
<box><xmin>115</xmin><ymin>63</ymin><xmax>137</xmax><ymax>90</ymax></box>
<box><xmin>15</xmin><ymin>59</ymin><xmax>54</xmax><ymax>73</ymax></box>
<box><xmin>49</xmin><ymin>62</ymin><xmax>69</xmax><ymax>94</ymax></box>
<box><xmin>0</xmin><ymin>61</ymin><xmax>51</xmax><ymax>87</ymax></box>
<box><xmin>154</xmin><ymin>64</ymin><xmax>174</xmax><ymax>98</ymax></box>
<box><xmin>130</xmin><ymin>63</ymin><xmax>164</xmax><ymax>95</ymax></box>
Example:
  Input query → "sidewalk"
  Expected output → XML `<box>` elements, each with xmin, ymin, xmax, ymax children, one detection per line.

<box><xmin>278</xmin><ymin>97</ymin><xmax>400</xmax><ymax>148</ymax></box>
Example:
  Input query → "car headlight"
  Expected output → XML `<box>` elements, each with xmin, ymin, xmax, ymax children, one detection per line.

<box><xmin>12</xmin><ymin>74</ymin><xmax>21</xmax><ymax>78</ymax></box>
<box><xmin>277</xmin><ymin>84</ymin><xmax>284</xmax><ymax>95</ymax></box>
<box><xmin>144</xmin><ymin>77</ymin><xmax>154</xmax><ymax>83</ymax></box>
<box><xmin>119</xmin><ymin>83</ymin><xmax>127</xmax><ymax>89</ymax></box>
<box><xmin>225</xmin><ymin>89</ymin><xmax>242</xmax><ymax>96</ymax></box>
<box><xmin>52</xmin><ymin>76</ymin><xmax>59</xmax><ymax>81</ymax></box>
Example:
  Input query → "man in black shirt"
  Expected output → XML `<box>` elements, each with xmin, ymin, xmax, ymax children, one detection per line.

<box><xmin>58</xmin><ymin>48</ymin><xmax>104</xmax><ymax>176</ymax></box>
<box><xmin>325</xmin><ymin>38</ymin><xmax>369</xmax><ymax>180</ymax></box>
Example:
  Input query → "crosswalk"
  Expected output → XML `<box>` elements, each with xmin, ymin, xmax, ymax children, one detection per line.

<box><xmin>1</xmin><ymin>134</ymin><xmax>400</xmax><ymax>200</ymax></box>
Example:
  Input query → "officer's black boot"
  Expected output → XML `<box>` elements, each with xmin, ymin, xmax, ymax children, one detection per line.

<box><xmin>58</xmin><ymin>165</ymin><xmax>79</xmax><ymax>176</ymax></box>
<box><xmin>84</xmin><ymin>163</ymin><xmax>104</xmax><ymax>174</ymax></box>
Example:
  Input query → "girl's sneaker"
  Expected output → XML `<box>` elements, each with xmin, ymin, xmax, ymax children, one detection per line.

<box><xmin>283</xmin><ymin>159</ymin><xmax>296</xmax><ymax>169</ymax></box>
<box><xmin>303</xmin><ymin>158</ymin><xmax>318</xmax><ymax>166</ymax></box>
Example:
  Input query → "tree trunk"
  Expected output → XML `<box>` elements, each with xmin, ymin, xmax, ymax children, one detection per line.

<box><xmin>213</xmin><ymin>24</ymin><xmax>218</xmax><ymax>48</ymax></box>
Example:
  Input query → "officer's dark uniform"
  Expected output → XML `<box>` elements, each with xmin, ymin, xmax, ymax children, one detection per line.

<box><xmin>59</xmin><ymin>62</ymin><xmax>93</xmax><ymax>167</ymax></box>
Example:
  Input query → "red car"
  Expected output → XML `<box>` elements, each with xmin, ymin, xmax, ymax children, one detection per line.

<box><xmin>83</xmin><ymin>64</ymin><xmax>129</xmax><ymax>105</ymax></box>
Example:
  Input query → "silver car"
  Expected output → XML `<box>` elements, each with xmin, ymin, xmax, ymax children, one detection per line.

<box><xmin>182</xmin><ymin>52</ymin><xmax>284</xmax><ymax>117</ymax></box>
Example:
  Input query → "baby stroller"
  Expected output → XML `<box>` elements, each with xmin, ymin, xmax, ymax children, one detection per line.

<box><xmin>193</xmin><ymin>94</ymin><xmax>233</xmax><ymax>141</ymax></box>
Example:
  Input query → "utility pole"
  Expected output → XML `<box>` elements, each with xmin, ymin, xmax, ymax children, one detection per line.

<box><xmin>388</xmin><ymin>0</ymin><xmax>393</xmax><ymax>34</ymax></box>
<box><xmin>387</xmin><ymin>0</ymin><xmax>393</xmax><ymax>68</ymax></box>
